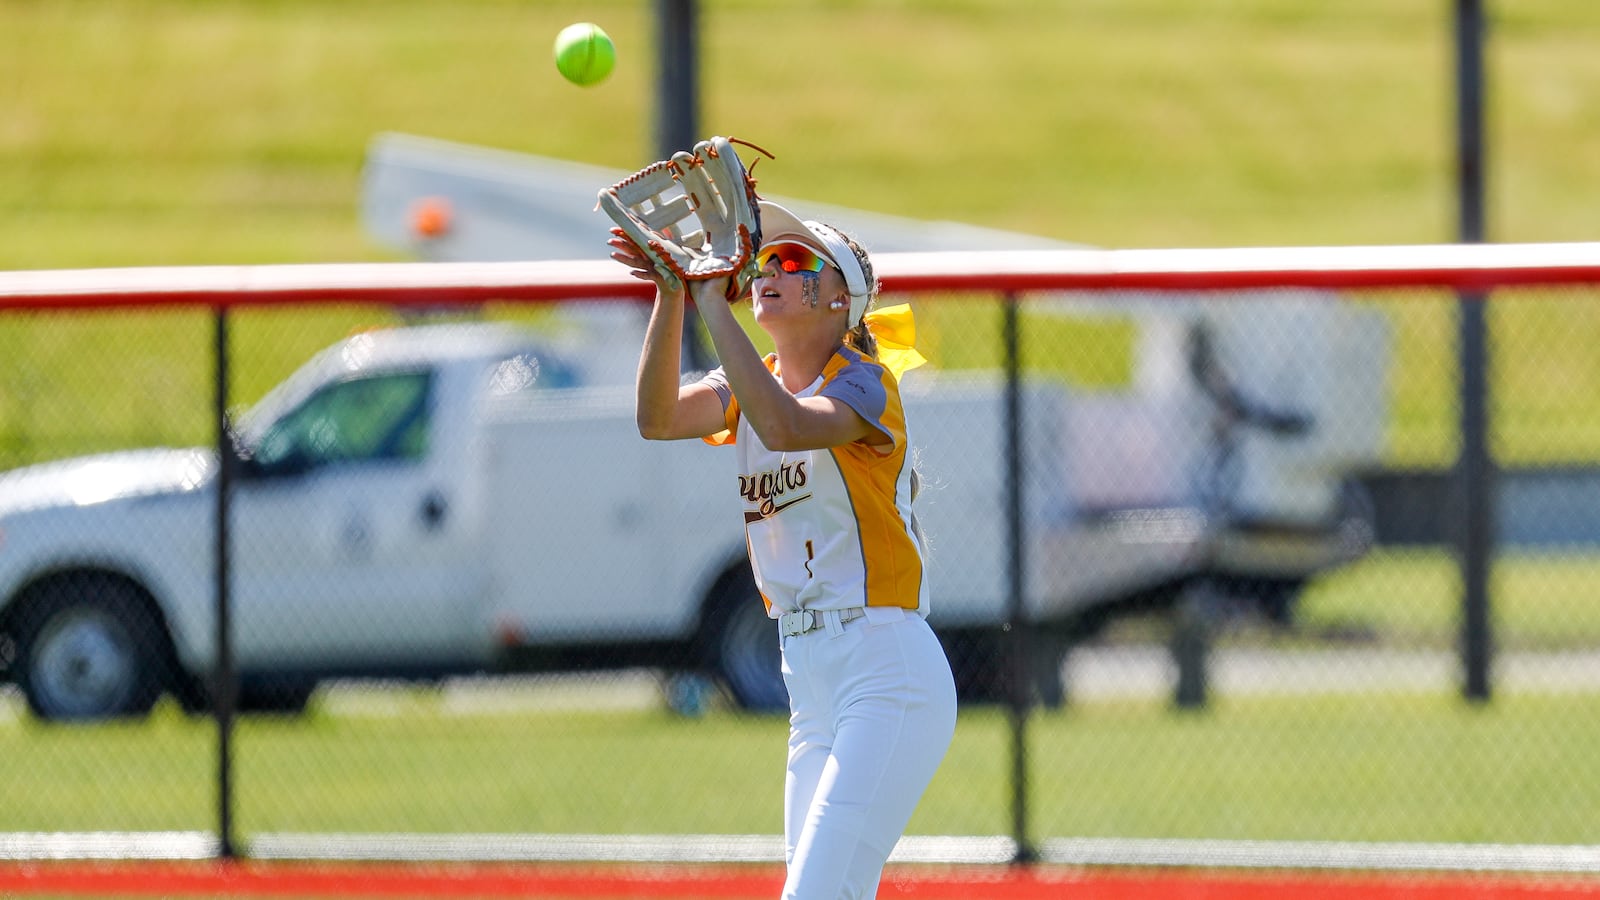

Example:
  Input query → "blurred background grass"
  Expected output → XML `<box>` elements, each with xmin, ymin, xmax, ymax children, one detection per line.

<box><xmin>7</xmin><ymin>693</ymin><xmax>1600</xmax><ymax>843</ymax></box>
<box><xmin>5</xmin><ymin>1</ymin><xmax>1600</xmax><ymax>464</ymax></box>
<box><xmin>4</xmin><ymin>0</ymin><xmax>1600</xmax><ymax>270</ymax></box>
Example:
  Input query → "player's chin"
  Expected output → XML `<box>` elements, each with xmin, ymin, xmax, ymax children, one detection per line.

<box><xmin>751</xmin><ymin>292</ymin><xmax>789</xmax><ymax>320</ymax></box>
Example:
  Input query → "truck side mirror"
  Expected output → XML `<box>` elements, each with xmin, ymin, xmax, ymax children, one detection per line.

<box><xmin>250</xmin><ymin>449</ymin><xmax>314</xmax><ymax>480</ymax></box>
<box><xmin>227</xmin><ymin>436</ymin><xmax>309</xmax><ymax>481</ymax></box>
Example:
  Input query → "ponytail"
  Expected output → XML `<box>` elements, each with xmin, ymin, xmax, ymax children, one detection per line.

<box><xmin>845</xmin><ymin>319</ymin><xmax>878</xmax><ymax>358</ymax></box>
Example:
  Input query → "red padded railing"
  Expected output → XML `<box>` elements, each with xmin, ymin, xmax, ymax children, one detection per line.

<box><xmin>3</xmin><ymin>242</ymin><xmax>1600</xmax><ymax>310</ymax></box>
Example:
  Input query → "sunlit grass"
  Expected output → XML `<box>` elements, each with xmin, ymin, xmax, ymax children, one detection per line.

<box><xmin>5</xmin><ymin>686</ymin><xmax>1600</xmax><ymax>845</ymax></box>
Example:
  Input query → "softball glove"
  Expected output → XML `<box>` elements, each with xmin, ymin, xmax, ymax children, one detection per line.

<box><xmin>597</xmin><ymin>136</ymin><xmax>769</xmax><ymax>301</ymax></box>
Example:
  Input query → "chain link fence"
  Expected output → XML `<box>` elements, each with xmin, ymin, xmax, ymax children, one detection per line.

<box><xmin>2</xmin><ymin>279</ymin><xmax>1598</xmax><ymax>866</ymax></box>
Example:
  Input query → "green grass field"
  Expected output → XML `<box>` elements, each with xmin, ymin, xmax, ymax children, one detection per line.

<box><xmin>7</xmin><ymin>0</ymin><xmax>1600</xmax><ymax>264</ymax></box>
<box><xmin>4</xmin><ymin>684</ymin><xmax>1598</xmax><ymax>845</ymax></box>
<box><xmin>1297</xmin><ymin>548</ymin><xmax>1600</xmax><ymax>649</ymax></box>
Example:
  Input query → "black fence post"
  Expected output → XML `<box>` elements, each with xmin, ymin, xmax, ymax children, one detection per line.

<box><xmin>212</xmin><ymin>307</ymin><xmax>238</xmax><ymax>858</ymax></box>
<box><xmin>1002</xmin><ymin>292</ymin><xmax>1037</xmax><ymax>864</ymax></box>
<box><xmin>654</xmin><ymin>0</ymin><xmax>716</xmax><ymax>372</ymax></box>
<box><xmin>1454</xmin><ymin>0</ymin><xmax>1494</xmax><ymax>702</ymax></box>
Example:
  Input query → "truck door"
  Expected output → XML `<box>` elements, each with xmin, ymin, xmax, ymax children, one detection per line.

<box><xmin>483</xmin><ymin>395</ymin><xmax>681</xmax><ymax>645</ymax></box>
<box><xmin>230</xmin><ymin>369</ymin><xmax>481</xmax><ymax>671</ymax></box>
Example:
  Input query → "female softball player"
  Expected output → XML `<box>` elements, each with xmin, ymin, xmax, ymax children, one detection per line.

<box><xmin>611</xmin><ymin>202</ymin><xmax>957</xmax><ymax>899</ymax></box>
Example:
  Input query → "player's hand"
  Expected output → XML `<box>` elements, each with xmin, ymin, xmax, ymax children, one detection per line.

<box><xmin>688</xmin><ymin>276</ymin><xmax>735</xmax><ymax>310</ymax></box>
<box><xmin>607</xmin><ymin>228</ymin><xmax>684</xmax><ymax>298</ymax></box>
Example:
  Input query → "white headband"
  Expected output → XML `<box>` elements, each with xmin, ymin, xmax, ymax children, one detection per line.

<box><xmin>757</xmin><ymin>201</ymin><xmax>873</xmax><ymax>326</ymax></box>
<box><xmin>802</xmin><ymin>220</ymin><xmax>872</xmax><ymax>327</ymax></box>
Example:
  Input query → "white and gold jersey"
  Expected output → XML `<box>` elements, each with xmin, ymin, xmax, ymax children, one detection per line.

<box><xmin>700</xmin><ymin>347</ymin><xmax>928</xmax><ymax>617</ymax></box>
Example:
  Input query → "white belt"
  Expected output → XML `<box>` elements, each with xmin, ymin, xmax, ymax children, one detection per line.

<box><xmin>778</xmin><ymin>607</ymin><xmax>866</xmax><ymax>637</ymax></box>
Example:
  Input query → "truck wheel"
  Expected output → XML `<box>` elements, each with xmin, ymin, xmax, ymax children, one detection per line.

<box><xmin>13</xmin><ymin>574</ymin><xmax>167</xmax><ymax>721</ymax></box>
<box><xmin>708</xmin><ymin>569</ymin><xmax>789</xmax><ymax>713</ymax></box>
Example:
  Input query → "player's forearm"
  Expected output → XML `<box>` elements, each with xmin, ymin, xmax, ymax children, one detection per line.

<box><xmin>635</xmin><ymin>290</ymin><xmax>688</xmax><ymax>439</ymax></box>
<box><xmin>692</xmin><ymin>282</ymin><xmax>809</xmax><ymax>449</ymax></box>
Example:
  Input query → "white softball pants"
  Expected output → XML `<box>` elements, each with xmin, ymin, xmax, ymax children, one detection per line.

<box><xmin>779</xmin><ymin>606</ymin><xmax>958</xmax><ymax>900</ymax></box>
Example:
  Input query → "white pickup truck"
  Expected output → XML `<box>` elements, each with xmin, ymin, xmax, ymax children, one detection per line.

<box><xmin>0</xmin><ymin>321</ymin><xmax>1194</xmax><ymax>720</ymax></box>
<box><xmin>0</xmin><ymin>315</ymin><xmax>1377</xmax><ymax>721</ymax></box>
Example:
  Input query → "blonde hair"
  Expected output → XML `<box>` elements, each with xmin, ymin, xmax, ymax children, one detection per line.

<box><xmin>835</xmin><ymin>231</ymin><xmax>881</xmax><ymax>357</ymax></box>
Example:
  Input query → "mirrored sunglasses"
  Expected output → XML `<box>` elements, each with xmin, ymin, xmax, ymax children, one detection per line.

<box><xmin>756</xmin><ymin>242</ymin><xmax>831</xmax><ymax>275</ymax></box>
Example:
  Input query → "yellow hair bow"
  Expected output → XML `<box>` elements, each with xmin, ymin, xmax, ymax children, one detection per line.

<box><xmin>863</xmin><ymin>304</ymin><xmax>928</xmax><ymax>381</ymax></box>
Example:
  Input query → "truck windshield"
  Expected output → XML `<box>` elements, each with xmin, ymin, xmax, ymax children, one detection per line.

<box><xmin>251</xmin><ymin>371</ymin><xmax>432</xmax><ymax>474</ymax></box>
